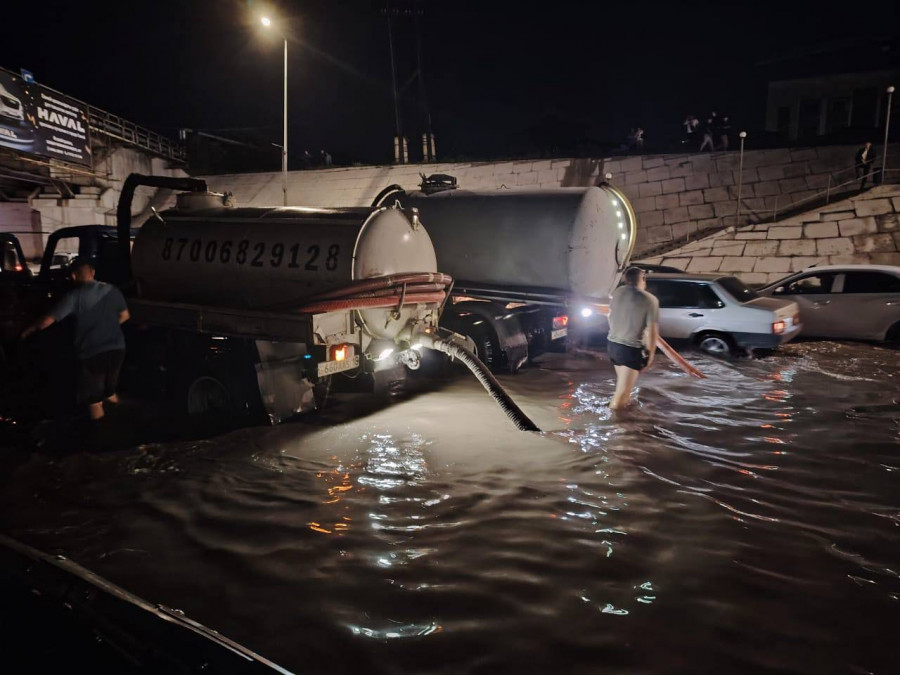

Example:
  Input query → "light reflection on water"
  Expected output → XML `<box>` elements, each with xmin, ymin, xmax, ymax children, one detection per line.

<box><xmin>0</xmin><ymin>341</ymin><xmax>897</xmax><ymax>673</ymax></box>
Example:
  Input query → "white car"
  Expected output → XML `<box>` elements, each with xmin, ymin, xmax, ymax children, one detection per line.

<box><xmin>0</xmin><ymin>82</ymin><xmax>25</xmax><ymax>122</ymax></box>
<box><xmin>586</xmin><ymin>274</ymin><xmax>802</xmax><ymax>356</ymax></box>
<box><xmin>757</xmin><ymin>265</ymin><xmax>900</xmax><ymax>342</ymax></box>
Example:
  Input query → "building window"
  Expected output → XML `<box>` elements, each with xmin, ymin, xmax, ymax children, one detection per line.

<box><xmin>852</xmin><ymin>88</ymin><xmax>878</xmax><ymax>127</ymax></box>
<box><xmin>798</xmin><ymin>99</ymin><xmax>821</xmax><ymax>139</ymax></box>
<box><xmin>827</xmin><ymin>97</ymin><xmax>850</xmax><ymax>134</ymax></box>
<box><xmin>776</xmin><ymin>106</ymin><xmax>791</xmax><ymax>139</ymax></box>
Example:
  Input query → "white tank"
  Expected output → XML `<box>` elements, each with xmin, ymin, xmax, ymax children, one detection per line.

<box><xmin>399</xmin><ymin>185</ymin><xmax>636</xmax><ymax>300</ymax></box>
<box><xmin>131</xmin><ymin>199</ymin><xmax>437</xmax><ymax>312</ymax></box>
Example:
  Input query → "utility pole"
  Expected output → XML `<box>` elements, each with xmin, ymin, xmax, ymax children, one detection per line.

<box><xmin>386</xmin><ymin>3</ymin><xmax>405</xmax><ymax>163</ymax></box>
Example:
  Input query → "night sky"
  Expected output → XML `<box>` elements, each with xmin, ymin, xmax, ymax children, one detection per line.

<box><xmin>1</xmin><ymin>0</ymin><xmax>897</xmax><ymax>166</ymax></box>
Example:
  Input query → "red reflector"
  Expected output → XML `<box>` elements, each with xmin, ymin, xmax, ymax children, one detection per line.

<box><xmin>552</xmin><ymin>315</ymin><xmax>569</xmax><ymax>330</ymax></box>
<box><xmin>772</xmin><ymin>321</ymin><xmax>785</xmax><ymax>335</ymax></box>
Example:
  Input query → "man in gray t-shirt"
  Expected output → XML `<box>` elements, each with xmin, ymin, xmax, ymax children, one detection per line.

<box><xmin>607</xmin><ymin>267</ymin><xmax>659</xmax><ymax>410</ymax></box>
<box><xmin>22</xmin><ymin>258</ymin><xmax>130</xmax><ymax>420</ymax></box>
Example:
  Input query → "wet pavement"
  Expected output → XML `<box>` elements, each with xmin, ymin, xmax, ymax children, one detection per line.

<box><xmin>0</xmin><ymin>341</ymin><xmax>898</xmax><ymax>674</ymax></box>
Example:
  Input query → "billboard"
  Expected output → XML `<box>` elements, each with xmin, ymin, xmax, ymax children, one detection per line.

<box><xmin>0</xmin><ymin>70</ymin><xmax>91</xmax><ymax>167</ymax></box>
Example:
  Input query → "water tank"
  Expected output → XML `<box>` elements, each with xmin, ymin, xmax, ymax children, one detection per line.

<box><xmin>131</xmin><ymin>198</ymin><xmax>437</xmax><ymax>312</ymax></box>
<box><xmin>398</xmin><ymin>185</ymin><xmax>635</xmax><ymax>300</ymax></box>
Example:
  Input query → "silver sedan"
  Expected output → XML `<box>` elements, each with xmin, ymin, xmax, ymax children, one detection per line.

<box><xmin>757</xmin><ymin>265</ymin><xmax>900</xmax><ymax>342</ymax></box>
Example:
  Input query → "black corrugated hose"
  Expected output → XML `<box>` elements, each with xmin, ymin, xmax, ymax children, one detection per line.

<box><xmin>419</xmin><ymin>334</ymin><xmax>541</xmax><ymax>433</ymax></box>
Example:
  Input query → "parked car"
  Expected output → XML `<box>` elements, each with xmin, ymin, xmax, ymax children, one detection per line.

<box><xmin>757</xmin><ymin>265</ymin><xmax>900</xmax><ymax>343</ymax></box>
<box><xmin>586</xmin><ymin>274</ymin><xmax>801</xmax><ymax>356</ymax></box>
<box><xmin>632</xmin><ymin>262</ymin><xmax>685</xmax><ymax>274</ymax></box>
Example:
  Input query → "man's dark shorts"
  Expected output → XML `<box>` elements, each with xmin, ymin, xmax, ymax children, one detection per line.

<box><xmin>77</xmin><ymin>349</ymin><xmax>125</xmax><ymax>405</ymax></box>
<box><xmin>607</xmin><ymin>339</ymin><xmax>649</xmax><ymax>371</ymax></box>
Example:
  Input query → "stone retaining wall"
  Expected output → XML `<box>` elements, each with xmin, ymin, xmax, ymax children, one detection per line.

<box><xmin>638</xmin><ymin>185</ymin><xmax>900</xmax><ymax>286</ymax></box>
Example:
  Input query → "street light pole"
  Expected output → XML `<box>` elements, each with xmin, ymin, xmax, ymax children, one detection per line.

<box><xmin>282</xmin><ymin>35</ymin><xmax>288</xmax><ymax>206</ymax></box>
<box><xmin>882</xmin><ymin>85</ymin><xmax>894</xmax><ymax>186</ymax></box>
<box><xmin>736</xmin><ymin>131</ymin><xmax>747</xmax><ymax>225</ymax></box>
<box><xmin>262</xmin><ymin>16</ymin><xmax>288</xmax><ymax>206</ymax></box>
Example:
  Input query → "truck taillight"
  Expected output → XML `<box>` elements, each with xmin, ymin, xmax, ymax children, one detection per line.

<box><xmin>772</xmin><ymin>320</ymin><xmax>785</xmax><ymax>335</ymax></box>
<box><xmin>552</xmin><ymin>315</ymin><xmax>569</xmax><ymax>330</ymax></box>
<box><xmin>330</xmin><ymin>344</ymin><xmax>354</xmax><ymax>361</ymax></box>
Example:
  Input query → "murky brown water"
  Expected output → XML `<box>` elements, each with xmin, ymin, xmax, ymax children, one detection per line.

<box><xmin>0</xmin><ymin>342</ymin><xmax>898</xmax><ymax>674</ymax></box>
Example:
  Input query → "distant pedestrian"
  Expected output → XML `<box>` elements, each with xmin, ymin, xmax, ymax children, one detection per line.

<box><xmin>682</xmin><ymin>114</ymin><xmax>697</xmax><ymax>146</ymax></box>
<box><xmin>719</xmin><ymin>115</ymin><xmax>731</xmax><ymax>151</ymax></box>
<box><xmin>855</xmin><ymin>141</ymin><xmax>877</xmax><ymax>189</ymax></box>
<box><xmin>633</xmin><ymin>127</ymin><xmax>645</xmax><ymax>150</ymax></box>
<box><xmin>302</xmin><ymin>149</ymin><xmax>312</xmax><ymax>169</ymax></box>
<box><xmin>607</xmin><ymin>266</ymin><xmax>659</xmax><ymax>410</ymax></box>
<box><xmin>699</xmin><ymin>118</ymin><xmax>715</xmax><ymax>152</ymax></box>
<box><xmin>21</xmin><ymin>258</ymin><xmax>129</xmax><ymax>421</ymax></box>
<box><xmin>320</xmin><ymin>149</ymin><xmax>332</xmax><ymax>167</ymax></box>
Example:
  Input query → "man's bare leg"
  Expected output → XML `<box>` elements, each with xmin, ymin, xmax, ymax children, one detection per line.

<box><xmin>106</xmin><ymin>393</ymin><xmax>119</xmax><ymax>405</ymax></box>
<box><xmin>611</xmin><ymin>365</ymin><xmax>640</xmax><ymax>409</ymax></box>
<box><xmin>88</xmin><ymin>402</ymin><xmax>105</xmax><ymax>420</ymax></box>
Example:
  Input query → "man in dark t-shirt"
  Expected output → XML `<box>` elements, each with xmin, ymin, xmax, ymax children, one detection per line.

<box><xmin>22</xmin><ymin>257</ymin><xmax>130</xmax><ymax>420</ymax></box>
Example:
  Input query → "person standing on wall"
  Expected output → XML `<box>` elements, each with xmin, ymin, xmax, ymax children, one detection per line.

<box><xmin>855</xmin><ymin>141</ymin><xmax>877</xmax><ymax>189</ymax></box>
<box><xmin>21</xmin><ymin>257</ymin><xmax>130</xmax><ymax>421</ymax></box>
<box><xmin>607</xmin><ymin>267</ymin><xmax>659</xmax><ymax>410</ymax></box>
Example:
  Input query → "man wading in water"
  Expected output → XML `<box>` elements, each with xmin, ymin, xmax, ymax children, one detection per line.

<box><xmin>607</xmin><ymin>267</ymin><xmax>659</xmax><ymax>410</ymax></box>
<box><xmin>21</xmin><ymin>257</ymin><xmax>129</xmax><ymax>422</ymax></box>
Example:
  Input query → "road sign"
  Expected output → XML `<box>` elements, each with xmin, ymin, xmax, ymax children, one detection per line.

<box><xmin>20</xmin><ymin>69</ymin><xmax>34</xmax><ymax>84</ymax></box>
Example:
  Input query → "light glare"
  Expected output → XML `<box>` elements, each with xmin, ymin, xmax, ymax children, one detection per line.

<box><xmin>581</xmin><ymin>307</ymin><xmax>593</xmax><ymax>318</ymax></box>
<box><xmin>261</xmin><ymin>16</ymin><xmax>271</xmax><ymax>26</ymax></box>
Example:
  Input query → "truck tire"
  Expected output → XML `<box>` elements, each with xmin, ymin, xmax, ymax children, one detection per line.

<box><xmin>185</xmin><ymin>374</ymin><xmax>231</xmax><ymax>417</ymax></box>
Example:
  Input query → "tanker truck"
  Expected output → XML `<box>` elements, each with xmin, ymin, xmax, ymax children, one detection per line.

<box><xmin>6</xmin><ymin>174</ymin><xmax>539</xmax><ymax>432</ymax></box>
<box><xmin>372</xmin><ymin>177</ymin><xmax>638</xmax><ymax>372</ymax></box>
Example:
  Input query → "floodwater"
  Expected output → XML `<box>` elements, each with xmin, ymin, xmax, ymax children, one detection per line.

<box><xmin>0</xmin><ymin>342</ymin><xmax>898</xmax><ymax>674</ymax></box>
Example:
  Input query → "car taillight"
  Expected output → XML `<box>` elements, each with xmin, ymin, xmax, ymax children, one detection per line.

<box><xmin>772</xmin><ymin>320</ymin><xmax>785</xmax><ymax>335</ymax></box>
<box><xmin>552</xmin><ymin>315</ymin><xmax>569</xmax><ymax>330</ymax></box>
<box><xmin>793</xmin><ymin>313</ymin><xmax>800</xmax><ymax>325</ymax></box>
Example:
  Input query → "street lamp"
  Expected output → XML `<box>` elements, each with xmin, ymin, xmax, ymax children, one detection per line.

<box><xmin>736</xmin><ymin>131</ymin><xmax>747</xmax><ymax>225</ymax></box>
<box><xmin>261</xmin><ymin>15</ymin><xmax>288</xmax><ymax>206</ymax></box>
<box><xmin>882</xmin><ymin>85</ymin><xmax>894</xmax><ymax>186</ymax></box>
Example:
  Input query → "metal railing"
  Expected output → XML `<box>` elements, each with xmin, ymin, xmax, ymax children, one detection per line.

<box><xmin>87</xmin><ymin>106</ymin><xmax>185</xmax><ymax>163</ymax></box>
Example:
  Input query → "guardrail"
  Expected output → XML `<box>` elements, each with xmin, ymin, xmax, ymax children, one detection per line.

<box><xmin>87</xmin><ymin>107</ymin><xmax>185</xmax><ymax>163</ymax></box>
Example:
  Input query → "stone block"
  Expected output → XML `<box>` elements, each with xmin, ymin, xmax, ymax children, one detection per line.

<box><xmin>768</xmin><ymin>226</ymin><xmax>802</xmax><ymax>240</ymax></box>
<box><xmin>713</xmin><ymin>201</ymin><xmax>737</xmax><ymax>217</ymax></box>
<box><xmin>639</xmin><ymin>181</ymin><xmax>663</xmax><ymax>197</ymax></box>
<box><xmin>495</xmin><ymin>173</ymin><xmax>516</xmax><ymax>186</ymax></box>
<box><xmin>531</xmin><ymin>160</ymin><xmax>553</xmax><ymax>171</ymax></box>
<box><xmin>703</xmin><ymin>187</ymin><xmax>731</xmax><ymax>203</ymax></box>
<box><xmin>779</xmin><ymin>178</ymin><xmax>808</xmax><ymax>193</ymax></box>
<box><xmin>624</xmin><ymin>170</ymin><xmax>648</xmax><ymax>185</ymax></box>
<box><xmin>876</xmin><ymin>213</ymin><xmax>899</xmax><ymax>231</ymax></box>
<box><xmin>647</xmin><ymin>225</ymin><xmax>674</xmax><ymax>244</ymax></box>
<box><xmin>516</xmin><ymin>171</ymin><xmax>538</xmax><ymax>185</ymax></box>
<box><xmin>670</xmin><ymin>162</ymin><xmax>694</xmax><ymax>178</ymax></box>
<box><xmin>679</xmin><ymin>190</ymin><xmax>705</xmax><ymax>206</ymax></box>
<box><xmin>803</xmin><ymin>222</ymin><xmax>839</xmax><ymax>238</ymax></box>
<box><xmin>741</xmin><ymin>273</ymin><xmax>770</xmax><ymax>286</ymax></box>
<box><xmin>697</xmin><ymin>218</ymin><xmax>720</xmax><ymax>232</ymax></box>
<box><xmin>721</xmin><ymin>256</ymin><xmax>756</xmax><ymax>272</ymax></box>
<box><xmin>828</xmin><ymin>254</ymin><xmax>872</xmax><ymax>265</ymax></box>
<box><xmin>512</xmin><ymin>161</ymin><xmax>533</xmax><ymax>174</ymax></box>
<box><xmin>661</xmin><ymin>257</ymin><xmax>692</xmax><ymax>270</ymax></box>
<box><xmin>779</xmin><ymin>239</ymin><xmax>817</xmax><ymax>256</ymax></box>
<box><xmin>805</xmin><ymin>174</ymin><xmax>830</xmax><ymax>189</ymax></box>
<box><xmin>757</xmin><ymin>165</ymin><xmax>785</xmax><ymax>182</ymax></box>
<box><xmin>638</xmin><ymin>210</ymin><xmax>665</xmax><ymax>228</ymax></box>
<box><xmin>853</xmin><ymin>233</ymin><xmax>896</xmax><ymax>253</ymax></box>
<box><xmin>664</xmin><ymin>207</ymin><xmax>691</xmax><ymax>224</ymax></box>
<box><xmin>687</xmin><ymin>203</ymin><xmax>715</xmax><ymax>219</ymax></box>
<box><xmin>783</xmin><ymin>163</ymin><xmax>810</xmax><ymax>178</ymax></box>
<box><xmin>790</xmin><ymin>148</ymin><xmax>818</xmax><ymax>162</ymax></box>
<box><xmin>662</xmin><ymin>178</ymin><xmax>686</xmax><ymax>194</ymax></box>
<box><xmin>647</xmin><ymin>166</ymin><xmax>671</xmax><ymax>182</ymax></box>
<box><xmin>538</xmin><ymin>168</ymin><xmax>559</xmax><ymax>184</ymax></box>
<box><xmin>790</xmin><ymin>256</ymin><xmax>822</xmax><ymax>272</ymax></box>
<box><xmin>821</xmin><ymin>210</ymin><xmax>854</xmax><ymax>221</ymax></box>
<box><xmin>754</xmin><ymin>257</ymin><xmax>791</xmax><ymax>273</ymax></box>
<box><xmin>687</xmin><ymin>256</ymin><xmax>724</xmax><ymax>272</ymax></box>
<box><xmin>642</xmin><ymin>156</ymin><xmax>665</xmax><ymax>169</ymax></box>
<box><xmin>891</xmin><ymin>196</ymin><xmax>900</xmax><ymax>212</ymax></box>
<box><xmin>685</xmin><ymin>174</ymin><xmax>710</xmax><ymax>190</ymax></box>
<box><xmin>855</xmin><ymin>199</ymin><xmax>892</xmax><ymax>217</ymax></box>
<box><xmin>712</xmin><ymin>242</ymin><xmax>746</xmax><ymax>256</ymax></box>
<box><xmin>709</xmin><ymin>171</ymin><xmax>735</xmax><ymax>188</ymax></box>
<box><xmin>672</xmin><ymin>221</ymin><xmax>699</xmax><ymax>240</ymax></box>
<box><xmin>838</xmin><ymin>217</ymin><xmax>878</xmax><ymax>237</ymax></box>
<box><xmin>893</xmin><ymin>231</ymin><xmax>900</xmax><ymax>249</ymax></box>
<box><xmin>755</xmin><ymin>181</ymin><xmax>781</xmax><ymax>196</ymax></box>
<box><xmin>618</xmin><ymin>157</ymin><xmax>643</xmax><ymax>173</ymax></box>
<box><xmin>816</xmin><ymin>238</ymin><xmax>854</xmax><ymax>256</ymax></box>
<box><xmin>745</xmin><ymin>241</ymin><xmax>780</xmax><ymax>256</ymax></box>
<box><xmin>736</xmin><ymin>168</ymin><xmax>759</xmax><ymax>184</ymax></box>
<box><xmin>631</xmin><ymin>197</ymin><xmax>656</xmax><ymax>213</ymax></box>
<box><xmin>870</xmin><ymin>252</ymin><xmax>900</xmax><ymax>265</ymax></box>
<box><xmin>715</xmin><ymin>156</ymin><xmax>739</xmax><ymax>172</ymax></box>
<box><xmin>749</xmin><ymin>148</ymin><xmax>792</xmax><ymax>167</ymax></box>
<box><xmin>735</xmin><ymin>231</ymin><xmax>768</xmax><ymax>239</ymax></box>
<box><xmin>655</xmin><ymin>193</ymin><xmax>680</xmax><ymax>210</ymax></box>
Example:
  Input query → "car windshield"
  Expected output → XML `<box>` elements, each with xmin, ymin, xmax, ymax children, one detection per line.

<box><xmin>718</xmin><ymin>276</ymin><xmax>757</xmax><ymax>302</ymax></box>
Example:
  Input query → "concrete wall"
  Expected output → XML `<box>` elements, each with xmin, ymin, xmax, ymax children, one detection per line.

<box><xmin>204</xmin><ymin>143</ymin><xmax>899</xmax><ymax>259</ymax></box>
<box><xmin>638</xmin><ymin>184</ymin><xmax>900</xmax><ymax>286</ymax></box>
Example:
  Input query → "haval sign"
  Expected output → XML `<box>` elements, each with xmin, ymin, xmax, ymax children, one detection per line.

<box><xmin>0</xmin><ymin>68</ymin><xmax>91</xmax><ymax>167</ymax></box>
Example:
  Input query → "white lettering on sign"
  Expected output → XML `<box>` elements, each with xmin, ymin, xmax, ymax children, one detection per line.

<box><xmin>36</xmin><ymin>107</ymin><xmax>86</xmax><ymax>133</ymax></box>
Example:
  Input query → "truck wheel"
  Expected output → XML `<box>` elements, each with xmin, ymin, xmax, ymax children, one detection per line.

<box><xmin>695</xmin><ymin>332</ymin><xmax>734</xmax><ymax>357</ymax></box>
<box><xmin>886</xmin><ymin>321</ymin><xmax>900</xmax><ymax>344</ymax></box>
<box><xmin>185</xmin><ymin>375</ymin><xmax>231</xmax><ymax>417</ymax></box>
<box><xmin>470</xmin><ymin>325</ymin><xmax>501</xmax><ymax>370</ymax></box>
